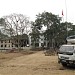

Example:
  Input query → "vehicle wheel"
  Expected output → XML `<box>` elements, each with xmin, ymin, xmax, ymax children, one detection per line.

<box><xmin>61</xmin><ymin>63</ymin><xmax>67</xmax><ymax>67</ymax></box>
<box><xmin>58</xmin><ymin>60</ymin><xmax>60</xmax><ymax>63</ymax></box>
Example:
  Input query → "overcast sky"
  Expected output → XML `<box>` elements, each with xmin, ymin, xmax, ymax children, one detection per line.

<box><xmin>0</xmin><ymin>0</ymin><xmax>75</xmax><ymax>24</ymax></box>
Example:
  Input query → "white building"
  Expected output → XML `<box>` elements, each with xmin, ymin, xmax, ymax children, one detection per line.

<box><xmin>0</xmin><ymin>39</ymin><xmax>14</xmax><ymax>50</ymax></box>
<box><xmin>0</xmin><ymin>35</ymin><xmax>30</xmax><ymax>51</ymax></box>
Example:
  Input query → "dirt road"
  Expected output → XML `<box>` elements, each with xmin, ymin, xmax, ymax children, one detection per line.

<box><xmin>0</xmin><ymin>51</ymin><xmax>75</xmax><ymax>75</ymax></box>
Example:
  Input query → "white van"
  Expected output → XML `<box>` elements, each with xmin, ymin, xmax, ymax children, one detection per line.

<box><xmin>58</xmin><ymin>45</ymin><xmax>75</xmax><ymax>66</ymax></box>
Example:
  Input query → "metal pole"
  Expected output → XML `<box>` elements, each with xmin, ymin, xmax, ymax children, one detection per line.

<box><xmin>65</xmin><ymin>0</ymin><xmax>68</xmax><ymax>37</ymax></box>
<box><xmin>65</xmin><ymin>0</ymin><xmax>67</xmax><ymax>22</ymax></box>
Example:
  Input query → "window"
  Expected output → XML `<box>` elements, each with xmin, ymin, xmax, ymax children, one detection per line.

<box><xmin>15</xmin><ymin>44</ymin><xmax>18</xmax><ymax>47</ymax></box>
<box><xmin>5</xmin><ymin>40</ymin><xmax>6</xmax><ymax>43</ymax></box>
<box><xmin>5</xmin><ymin>45</ymin><xmax>6</xmax><ymax>47</ymax></box>
<box><xmin>12</xmin><ymin>45</ymin><xmax>13</xmax><ymax>47</ymax></box>
<box><xmin>16</xmin><ymin>40</ymin><xmax>18</xmax><ymax>43</ymax></box>
<box><xmin>41</xmin><ymin>39</ymin><xmax>43</xmax><ymax>41</ymax></box>
<box><xmin>44</xmin><ymin>42</ymin><xmax>46</xmax><ymax>46</ymax></box>
<box><xmin>36</xmin><ymin>39</ymin><xmax>39</xmax><ymax>42</ymax></box>
<box><xmin>9</xmin><ymin>40</ymin><xmax>10</xmax><ymax>43</ymax></box>
<box><xmin>41</xmin><ymin>43</ymin><xmax>44</xmax><ymax>47</ymax></box>
<box><xmin>35</xmin><ymin>43</ymin><xmax>39</xmax><ymax>47</ymax></box>
<box><xmin>9</xmin><ymin>45</ymin><xmax>10</xmax><ymax>47</ymax></box>
<box><xmin>1</xmin><ymin>45</ymin><xmax>3</xmax><ymax>47</ymax></box>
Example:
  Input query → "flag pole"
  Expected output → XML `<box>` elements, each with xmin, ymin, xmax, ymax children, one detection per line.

<box><xmin>65</xmin><ymin>0</ymin><xmax>67</xmax><ymax>22</ymax></box>
<box><xmin>65</xmin><ymin>0</ymin><xmax>68</xmax><ymax>37</ymax></box>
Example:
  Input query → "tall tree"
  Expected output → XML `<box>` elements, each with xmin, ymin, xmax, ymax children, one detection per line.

<box><xmin>30</xmin><ymin>22</ymin><xmax>40</xmax><ymax>47</ymax></box>
<box><xmin>1</xmin><ymin>13</ymin><xmax>31</xmax><ymax>36</ymax></box>
<box><xmin>49</xmin><ymin>22</ymin><xmax>74</xmax><ymax>47</ymax></box>
<box><xmin>33</xmin><ymin>11</ymin><xmax>61</xmax><ymax>48</ymax></box>
<box><xmin>32</xmin><ymin>11</ymin><xmax>74</xmax><ymax>48</ymax></box>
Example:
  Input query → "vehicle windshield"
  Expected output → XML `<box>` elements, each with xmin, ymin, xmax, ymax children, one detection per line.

<box><xmin>59</xmin><ymin>46</ymin><xmax>74</xmax><ymax>52</ymax></box>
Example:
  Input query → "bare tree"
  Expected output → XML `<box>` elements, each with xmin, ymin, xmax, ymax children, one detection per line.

<box><xmin>2</xmin><ymin>13</ymin><xmax>31</xmax><ymax>36</ymax></box>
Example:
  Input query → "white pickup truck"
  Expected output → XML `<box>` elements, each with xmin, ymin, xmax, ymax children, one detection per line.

<box><xmin>58</xmin><ymin>45</ymin><xmax>75</xmax><ymax>66</ymax></box>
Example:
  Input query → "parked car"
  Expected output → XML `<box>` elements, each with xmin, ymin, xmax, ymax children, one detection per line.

<box><xmin>58</xmin><ymin>45</ymin><xmax>75</xmax><ymax>66</ymax></box>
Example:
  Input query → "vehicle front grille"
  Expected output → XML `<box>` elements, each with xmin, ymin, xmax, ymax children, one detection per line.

<box><xmin>60</xmin><ymin>56</ymin><xmax>69</xmax><ymax>59</ymax></box>
<box><xmin>59</xmin><ymin>52</ymin><xmax>73</xmax><ymax>55</ymax></box>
